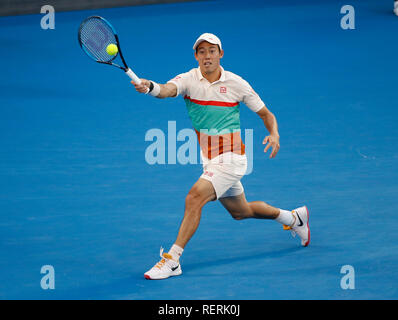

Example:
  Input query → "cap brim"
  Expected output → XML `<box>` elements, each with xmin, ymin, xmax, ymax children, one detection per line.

<box><xmin>193</xmin><ymin>39</ymin><xmax>221</xmax><ymax>50</ymax></box>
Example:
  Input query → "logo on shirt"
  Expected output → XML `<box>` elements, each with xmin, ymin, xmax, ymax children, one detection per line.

<box><xmin>220</xmin><ymin>86</ymin><xmax>227</xmax><ymax>93</ymax></box>
<box><xmin>204</xmin><ymin>170</ymin><xmax>214</xmax><ymax>178</ymax></box>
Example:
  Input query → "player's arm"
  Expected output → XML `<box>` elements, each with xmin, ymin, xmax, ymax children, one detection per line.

<box><xmin>256</xmin><ymin>105</ymin><xmax>280</xmax><ymax>158</ymax></box>
<box><xmin>132</xmin><ymin>79</ymin><xmax>177</xmax><ymax>98</ymax></box>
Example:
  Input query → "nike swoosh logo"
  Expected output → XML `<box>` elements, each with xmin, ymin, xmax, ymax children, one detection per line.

<box><xmin>171</xmin><ymin>265</ymin><xmax>179</xmax><ymax>271</ymax></box>
<box><xmin>296</xmin><ymin>212</ymin><xmax>304</xmax><ymax>227</ymax></box>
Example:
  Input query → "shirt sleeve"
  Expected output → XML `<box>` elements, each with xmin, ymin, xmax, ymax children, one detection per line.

<box><xmin>167</xmin><ymin>71</ymin><xmax>191</xmax><ymax>97</ymax></box>
<box><xmin>241</xmin><ymin>79</ymin><xmax>265</xmax><ymax>113</ymax></box>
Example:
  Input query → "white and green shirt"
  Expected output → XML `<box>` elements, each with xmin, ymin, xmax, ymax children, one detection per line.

<box><xmin>168</xmin><ymin>67</ymin><xmax>264</xmax><ymax>159</ymax></box>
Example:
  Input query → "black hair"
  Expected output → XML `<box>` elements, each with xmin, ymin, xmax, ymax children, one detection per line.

<box><xmin>195</xmin><ymin>44</ymin><xmax>221</xmax><ymax>54</ymax></box>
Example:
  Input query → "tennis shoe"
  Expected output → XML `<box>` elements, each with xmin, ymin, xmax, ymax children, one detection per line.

<box><xmin>283</xmin><ymin>206</ymin><xmax>310</xmax><ymax>247</ymax></box>
<box><xmin>144</xmin><ymin>247</ymin><xmax>182</xmax><ymax>280</ymax></box>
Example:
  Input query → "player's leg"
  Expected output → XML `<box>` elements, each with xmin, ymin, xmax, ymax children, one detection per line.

<box><xmin>219</xmin><ymin>191</ymin><xmax>280</xmax><ymax>220</ymax></box>
<box><xmin>174</xmin><ymin>178</ymin><xmax>217</xmax><ymax>248</ymax></box>
<box><xmin>219</xmin><ymin>187</ymin><xmax>310</xmax><ymax>247</ymax></box>
<box><xmin>144</xmin><ymin>178</ymin><xmax>216</xmax><ymax>280</ymax></box>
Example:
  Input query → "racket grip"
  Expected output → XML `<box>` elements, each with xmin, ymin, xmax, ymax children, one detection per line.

<box><xmin>126</xmin><ymin>68</ymin><xmax>149</xmax><ymax>93</ymax></box>
<box><xmin>125</xmin><ymin>68</ymin><xmax>141</xmax><ymax>84</ymax></box>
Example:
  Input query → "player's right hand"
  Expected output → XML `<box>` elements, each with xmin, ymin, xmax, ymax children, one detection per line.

<box><xmin>132</xmin><ymin>79</ymin><xmax>151</xmax><ymax>93</ymax></box>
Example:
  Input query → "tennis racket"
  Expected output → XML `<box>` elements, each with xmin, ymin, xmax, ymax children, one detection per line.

<box><xmin>78</xmin><ymin>16</ymin><xmax>147</xmax><ymax>90</ymax></box>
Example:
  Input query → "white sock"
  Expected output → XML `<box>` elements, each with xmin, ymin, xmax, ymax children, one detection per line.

<box><xmin>168</xmin><ymin>244</ymin><xmax>184</xmax><ymax>262</ymax></box>
<box><xmin>275</xmin><ymin>209</ymin><xmax>295</xmax><ymax>226</ymax></box>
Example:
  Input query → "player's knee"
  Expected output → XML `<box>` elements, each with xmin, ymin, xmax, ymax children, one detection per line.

<box><xmin>229</xmin><ymin>208</ymin><xmax>252</xmax><ymax>220</ymax></box>
<box><xmin>231</xmin><ymin>212</ymin><xmax>245</xmax><ymax>220</ymax></box>
<box><xmin>185</xmin><ymin>190</ymin><xmax>203</xmax><ymax>209</ymax></box>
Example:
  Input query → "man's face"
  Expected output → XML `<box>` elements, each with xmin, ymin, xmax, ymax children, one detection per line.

<box><xmin>194</xmin><ymin>41</ymin><xmax>224</xmax><ymax>74</ymax></box>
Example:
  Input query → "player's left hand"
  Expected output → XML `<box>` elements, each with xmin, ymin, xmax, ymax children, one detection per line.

<box><xmin>263</xmin><ymin>134</ymin><xmax>280</xmax><ymax>158</ymax></box>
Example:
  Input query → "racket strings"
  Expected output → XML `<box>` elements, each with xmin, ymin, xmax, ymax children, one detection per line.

<box><xmin>79</xmin><ymin>17</ymin><xmax>117</xmax><ymax>63</ymax></box>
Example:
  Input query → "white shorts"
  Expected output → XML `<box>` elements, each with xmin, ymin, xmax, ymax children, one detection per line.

<box><xmin>200</xmin><ymin>152</ymin><xmax>247</xmax><ymax>199</ymax></box>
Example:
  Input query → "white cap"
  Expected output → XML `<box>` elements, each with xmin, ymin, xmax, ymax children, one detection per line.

<box><xmin>193</xmin><ymin>33</ymin><xmax>222</xmax><ymax>51</ymax></box>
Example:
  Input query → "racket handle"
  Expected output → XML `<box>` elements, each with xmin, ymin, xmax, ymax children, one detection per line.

<box><xmin>125</xmin><ymin>68</ymin><xmax>141</xmax><ymax>84</ymax></box>
<box><xmin>126</xmin><ymin>68</ymin><xmax>149</xmax><ymax>94</ymax></box>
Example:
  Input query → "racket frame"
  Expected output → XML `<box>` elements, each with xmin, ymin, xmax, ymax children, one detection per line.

<box><xmin>78</xmin><ymin>16</ymin><xmax>143</xmax><ymax>85</ymax></box>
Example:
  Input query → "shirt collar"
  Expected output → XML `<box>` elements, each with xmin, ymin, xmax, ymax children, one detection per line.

<box><xmin>196</xmin><ymin>66</ymin><xmax>225</xmax><ymax>83</ymax></box>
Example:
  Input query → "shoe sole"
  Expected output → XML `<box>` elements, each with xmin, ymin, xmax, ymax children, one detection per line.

<box><xmin>144</xmin><ymin>270</ymin><xmax>182</xmax><ymax>280</ymax></box>
<box><xmin>303</xmin><ymin>205</ymin><xmax>310</xmax><ymax>247</ymax></box>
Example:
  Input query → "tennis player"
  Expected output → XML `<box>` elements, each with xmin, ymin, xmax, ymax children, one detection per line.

<box><xmin>133</xmin><ymin>33</ymin><xmax>310</xmax><ymax>280</ymax></box>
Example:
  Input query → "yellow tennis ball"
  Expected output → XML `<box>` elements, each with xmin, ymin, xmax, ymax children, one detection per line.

<box><xmin>106</xmin><ymin>43</ymin><xmax>118</xmax><ymax>55</ymax></box>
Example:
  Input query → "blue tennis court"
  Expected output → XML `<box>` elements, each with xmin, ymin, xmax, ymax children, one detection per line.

<box><xmin>1</xmin><ymin>0</ymin><xmax>397</xmax><ymax>299</ymax></box>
